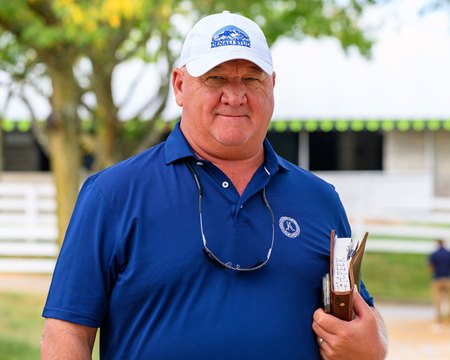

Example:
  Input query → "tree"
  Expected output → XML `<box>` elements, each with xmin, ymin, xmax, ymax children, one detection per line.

<box><xmin>0</xmin><ymin>0</ymin><xmax>175</xmax><ymax>246</ymax></box>
<box><xmin>0</xmin><ymin>32</ymin><xmax>50</xmax><ymax>171</ymax></box>
<box><xmin>0</xmin><ymin>0</ymin><xmax>377</xmax><ymax>247</ymax></box>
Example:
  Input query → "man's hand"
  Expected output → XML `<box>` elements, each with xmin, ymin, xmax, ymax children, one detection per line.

<box><xmin>312</xmin><ymin>287</ymin><xmax>388</xmax><ymax>360</ymax></box>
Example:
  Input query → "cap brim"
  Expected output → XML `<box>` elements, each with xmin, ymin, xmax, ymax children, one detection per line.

<box><xmin>185</xmin><ymin>51</ymin><xmax>273</xmax><ymax>77</ymax></box>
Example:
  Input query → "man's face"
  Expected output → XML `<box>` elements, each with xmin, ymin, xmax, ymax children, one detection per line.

<box><xmin>172</xmin><ymin>59</ymin><xmax>276</xmax><ymax>160</ymax></box>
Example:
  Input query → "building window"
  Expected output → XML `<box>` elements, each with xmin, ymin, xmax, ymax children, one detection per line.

<box><xmin>309</xmin><ymin>131</ymin><xmax>383</xmax><ymax>171</ymax></box>
<box><xmin>267</xmin><ymin>130</ymin><xmax>383</xmax><ymax>171</ymax></box>
<box><xmin>3</xmin><ymin>131</ymin><xmax>50</xmax><ymax>171</ymax></box>
<box><xmin>266</xmin><ymin>131</ymin><xmax>299</xmax><ymax>164</ymax></box>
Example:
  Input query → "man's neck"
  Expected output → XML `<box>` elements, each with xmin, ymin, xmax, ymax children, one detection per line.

<box><xmin>194</xmin><ymin>147</ymin><xmax>265</xmax><ymax>196</ymax></box>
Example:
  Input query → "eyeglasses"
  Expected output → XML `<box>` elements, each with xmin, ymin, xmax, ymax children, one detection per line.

<box><xmin>186</xmin><ymin>161</ymin><xmax>275</xmax><ymax>272</ymax></box>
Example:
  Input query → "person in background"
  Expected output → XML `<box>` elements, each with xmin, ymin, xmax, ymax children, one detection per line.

<box><xmin>429</xmin><ymin>239</ymin><xmax>450</xmax><ymax>323</ymax></box>
<box><xmin>41</xmin><ymin>11</ymin><xmax>387</xmax><ymax>359</ymax></box>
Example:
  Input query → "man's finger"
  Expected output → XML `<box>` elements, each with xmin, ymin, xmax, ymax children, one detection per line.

<box><xmin>312</xmin><ymin>308</ymin><xmax>342</xmax><ymax>337</ymax></box>
<box><xmin>352</xmin><ymin>285</ymin><xmax>371</xmax><ymax>318</ymax></box>
<box><xmin>318</xmin><ymin>337</ymin><xmax>331</xmax><ymax>360</ymax></box>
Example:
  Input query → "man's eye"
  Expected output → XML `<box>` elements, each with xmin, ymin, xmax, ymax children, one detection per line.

<box><xmin>204</xmin><ymin>76</ymin><xmax>226</xmax><ymax>86</ymax></box>
<box><xmin>243</xmin><ymin>77</ymin><xmax>263</xmax><ymax>88</ymax></box>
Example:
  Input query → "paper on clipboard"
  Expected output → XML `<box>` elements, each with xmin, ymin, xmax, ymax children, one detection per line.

<box><xmin>322</xmin><ymin>230</ymin><xmax>368</xmax><ymax>321</ymax></box>
<box><xmin>332</xmin><ymin>236</ymin><xmax>359</xmax><ymax>292</ymax></box>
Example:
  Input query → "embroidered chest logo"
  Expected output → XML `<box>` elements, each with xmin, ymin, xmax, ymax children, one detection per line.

<box><xmin>279</xmin><ymin>216</ymin><xmax>301</xmax><ymax>238</ymax></box>
<box><xmin>211</xmin><ymin>25</ymin><xmax>251</xmax><ymax>49</ymax></box>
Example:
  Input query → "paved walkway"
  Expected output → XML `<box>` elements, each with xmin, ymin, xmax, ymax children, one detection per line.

<box><xmin>1</xmin><ymin>274</ymin><xmax>450</xmax><ymax>359</ymax></box>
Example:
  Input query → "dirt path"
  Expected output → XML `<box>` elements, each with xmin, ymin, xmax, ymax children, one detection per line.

<box><xmin>378</xmin><ymin>303</ymin><xmax>450</xmax><ymax>360</ymax></box>
<box><xmin>1</xmin><ymin>274</ymin><xmax>450</xmax><ymax>359</ymax></box>
<box><xmin>0</xmin><ymin>273</ymin><xmax>52</xmax><ymax>294</ymax></box>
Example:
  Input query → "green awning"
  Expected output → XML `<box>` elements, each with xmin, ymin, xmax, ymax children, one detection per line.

<box><xmin>268</xmin><ymin>119</ymin><xmax>450</xmax><ymax>133</ymax></box>
<box><xmin>3</xmin><ymin>118</ymin><xmax>450</xmax><ymax>133</ymax></box>
<box><xmin>1</xmin><ymin>119</ymin><xmax>32</xmax><ymax>132</ymax></box>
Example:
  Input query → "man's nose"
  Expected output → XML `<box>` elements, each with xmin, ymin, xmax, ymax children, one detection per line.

<box><xmin>220</xmin><ymin>81</ymin><xmax>247</xmax><ymax>106</ymax></box>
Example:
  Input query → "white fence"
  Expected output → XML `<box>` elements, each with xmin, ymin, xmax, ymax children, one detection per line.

<box><xmin>317</xmin><ymin>171</ymin><xmax>450</xmax><ymax>253</ymax></box>
<box><xmin>0</xmin><ymin>175</ymin><xmax>58</xmax><ymax>273</ymax></box>
<box><xmin>1</xmin><ymin>172</ymin><xmax>450</xmax><ymax>273</ymax></box>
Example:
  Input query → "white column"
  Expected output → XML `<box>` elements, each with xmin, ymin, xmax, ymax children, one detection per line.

<box><xmin>424</xmin><ymin>131</ymin><xmax>436</xmax><ymax>196</ymax></box>
<box><xmin>298</xmin><ymin>131</ymin><xmax>309</xmax><ymax>170</ymax></box>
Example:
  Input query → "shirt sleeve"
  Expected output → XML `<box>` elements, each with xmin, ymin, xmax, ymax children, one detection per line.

<box><xmin>42</xmin><ymin>177</ymin><xmax>120</xmax><ymax>327</ymax></box>
<box><xmin>360</xmin><ymin>280</ymin><xmax>374</xmax><ymax>307</ymax></box>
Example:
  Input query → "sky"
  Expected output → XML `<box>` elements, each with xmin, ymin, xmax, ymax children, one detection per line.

<box><xmin>1</xmin><ymin>0</ymin><xmax>450</xmax><ymax>121</ymax></box>
<box><xmin>271</xmin><ymin>0</ymin><xmax>450</xmax><ymax>120</ymax></box>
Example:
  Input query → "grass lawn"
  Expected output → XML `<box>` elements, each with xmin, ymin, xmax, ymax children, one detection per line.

<box><xmin>362</xmin><ymin>252</ymin><xmax>432</xmax><ymax>303</ymax></box>
<box><xmin>0</xmin><ymin>291</ymin><xmax>100</xmax><ymax>360</ymax></box>
<box><xmin>0</xmin><ymin>252</ymin><xmax>432</xmax><ymax>358</ymax></box>
<box><xmin>0</xmin><ymin>292</ymin><xmax>46</xmax><ymax>359</ymax></box>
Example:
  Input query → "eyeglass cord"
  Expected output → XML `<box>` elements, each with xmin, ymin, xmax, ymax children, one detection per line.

<box><xmin>186</xmin><ymin>160</ymin><xmax>275</xmax><ymax>271</ymax></box>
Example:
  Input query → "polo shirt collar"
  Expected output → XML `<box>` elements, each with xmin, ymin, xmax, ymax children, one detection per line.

<box><xmin>165</xmin><ymin>121</ymin><xmax>290</xmax><ymax>174</ymax></box>
<box><xmin>165</xmin><ymin>122</ymin><xmax>196</xmax><ymax>164</ymax></box>
<box><xmin>262</xmin><ymin>138</ymin><xmax>290</xmax><ymax>175</ymax></box>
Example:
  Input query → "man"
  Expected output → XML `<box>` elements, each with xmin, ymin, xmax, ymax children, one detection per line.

<box><xmin>429</xmin><ymin>239</ymin><xmax>450</xmax><ymax>323</ymax></box>
<box><xmin>42</xmin><ymin>11</ymin><xmax>387</xmax><ymax>359</ymax></box>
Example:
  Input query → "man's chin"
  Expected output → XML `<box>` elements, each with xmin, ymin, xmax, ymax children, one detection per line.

<box><xmin>214</xmin><ymin>133</ymin><xmax>251</xmax><ymax>148</ymax></box>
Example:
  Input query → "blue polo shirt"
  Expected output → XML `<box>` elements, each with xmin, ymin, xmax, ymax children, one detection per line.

<box><xmin>43</xmin><ymin>122</ymin><xmax>373</xmax><ymax>359</ymax></box>
<box><xmin>429</xmin><ymin>247</ymin><xmax>450</xmax><ymax>278</ymax></box>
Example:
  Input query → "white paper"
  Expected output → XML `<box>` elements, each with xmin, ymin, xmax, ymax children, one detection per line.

<box><xmin>332</xmin><ymin>236</ymin><xmax>356</xmax><ymax>292</ymax></box>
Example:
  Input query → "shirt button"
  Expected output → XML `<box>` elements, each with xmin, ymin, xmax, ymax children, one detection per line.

<box><xmin>196</xmin><ymin>161</ymin><xmax>203</xmax><ymax>166</ymax></box>
<box><xmin>222</xmin><ymin>181</ymin><xmax>229</xmax><ymax>188</ymax></box>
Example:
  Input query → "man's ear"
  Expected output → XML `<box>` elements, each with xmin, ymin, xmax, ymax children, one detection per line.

<box><xmin>172</xmin><ymin>68</ymin><xmax>184</xmax><ymax>107</ymax></box>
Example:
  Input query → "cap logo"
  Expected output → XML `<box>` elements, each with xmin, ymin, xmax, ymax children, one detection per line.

<box><xmin>211</xmin><ymin>25</ymin><xmax>250</xmax><ymax>49</ymax></box>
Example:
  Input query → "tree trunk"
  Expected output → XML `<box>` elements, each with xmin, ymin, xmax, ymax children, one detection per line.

<box><xmin>46</xmin><ymin>53</ymin><xmax>81</xmax><ymax>248</ymax></box>
<box><xmin>91</xmin><ymin>63</ymin><xmax>120</xmax><ymax>169</ymax></box>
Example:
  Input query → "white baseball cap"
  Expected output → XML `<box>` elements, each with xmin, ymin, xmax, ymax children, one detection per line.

<box><xmin>177</xmin><ymin>11</ymin><xmax>273</xmax><ymax>77</ymax></box>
